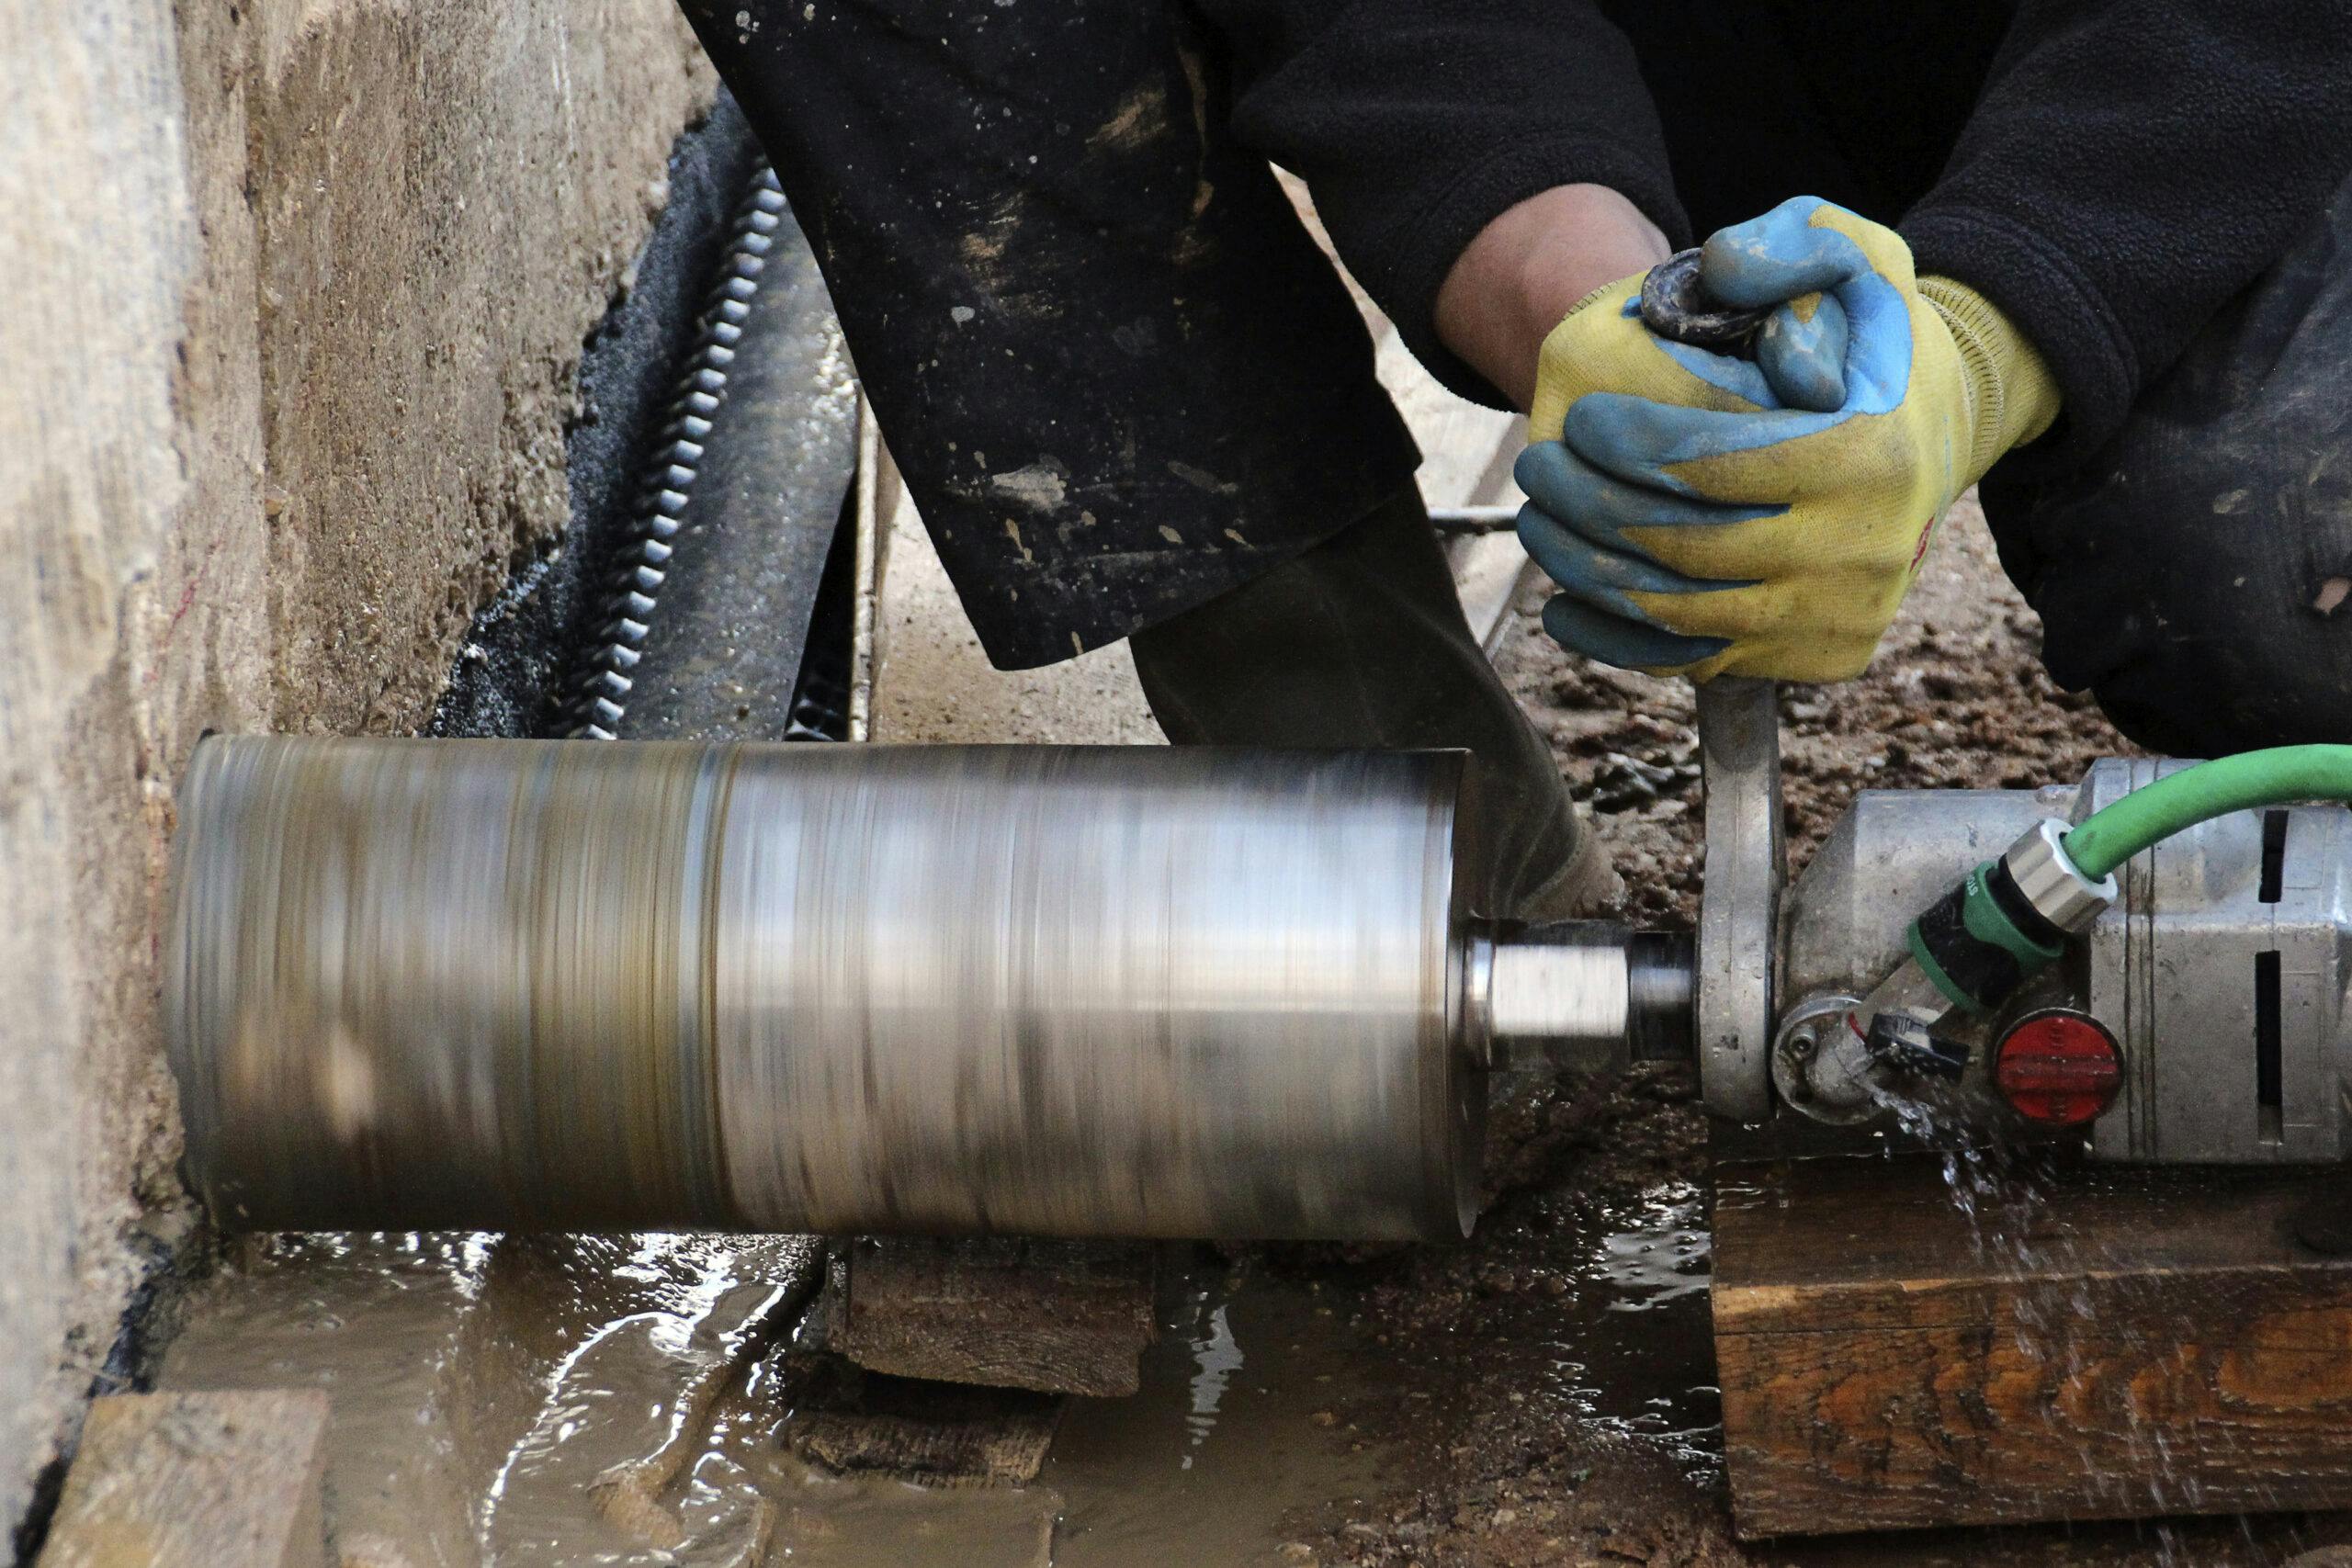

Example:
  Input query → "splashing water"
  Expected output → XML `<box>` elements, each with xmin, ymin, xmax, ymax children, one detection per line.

<box><xmin>1180</xmin><ymin>1296</ymin><xmax>1244</xmax><ymax>1468</ymax></box>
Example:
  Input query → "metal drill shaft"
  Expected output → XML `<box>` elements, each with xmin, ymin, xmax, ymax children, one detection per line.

<box><xmin>1472</xmin><ymin>924</ymin><xmax>1695</xmax><ymax>1073</ymax></box>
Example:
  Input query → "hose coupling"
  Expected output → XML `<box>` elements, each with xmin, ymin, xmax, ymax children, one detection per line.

<box><xmin>1907</xmin><ymin>818</ymin><xmax>2118</xmax><ymax>1017</ymax></box>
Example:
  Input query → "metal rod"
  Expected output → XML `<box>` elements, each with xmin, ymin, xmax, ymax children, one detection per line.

<box><xmin>1429</xmin><ymin>504</ymin><xmax>1520</xmax><ymax>534</ymax></box>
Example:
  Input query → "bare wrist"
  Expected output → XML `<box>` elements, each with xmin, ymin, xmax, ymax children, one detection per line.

<box><xmin>1434</xmin><ymin>185</ymin><xmax>1671</xmax><ymax>411</ymax></box>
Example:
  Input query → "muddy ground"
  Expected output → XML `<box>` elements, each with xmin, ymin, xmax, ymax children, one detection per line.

<box><xmin>1256</xmin><ymin>499</ymin><xmax>2352</xmax><ymax>1568</ymax></box>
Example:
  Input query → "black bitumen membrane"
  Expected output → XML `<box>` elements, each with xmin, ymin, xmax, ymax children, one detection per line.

<box><xmin>427</xmin><ymin>92</ymin><xmax>778</xmax><ymax>739</ymax></box>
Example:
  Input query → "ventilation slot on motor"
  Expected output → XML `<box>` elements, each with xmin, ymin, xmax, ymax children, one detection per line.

<box><xmin>2260</xmin><ymin>808</ymin><xmax>2289</xmax><ymax>904</ymax></box>
<box><xmin>2256</xmin><ymin>949</ymin><xmax>2284</xmax><ymax>1145</ymax></box>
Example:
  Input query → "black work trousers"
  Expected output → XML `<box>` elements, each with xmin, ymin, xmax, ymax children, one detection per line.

<box><xmin>1978</xmin><ymin>169</ymin><xmax>2352</xmax><ymax>756</ymax></box>
<box><xmin>1131</xmin><ymin>490</ymin><xmax>1593</xmax><ymax>921</ymax></box>
<box><xmin>677</xmin><ymin>0</ymin><xmax>1421</xmax><ymax>671</ymax></box>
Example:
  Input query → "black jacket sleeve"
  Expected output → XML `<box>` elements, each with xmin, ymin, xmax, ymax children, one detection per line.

<box><xmin>1903</xmin><ymin>0</ymin><xmax>2352</xmax><ymax>468</ymax></box>
<box><xmin>1203</xmin><ymin>0</ymin><xmax>1690</xmax><ymax>408</ymax></box>
<box><xmin>1212</xmin><ymin>0</ymin><xmax>2352</xmax><ymax>468</ymax></box>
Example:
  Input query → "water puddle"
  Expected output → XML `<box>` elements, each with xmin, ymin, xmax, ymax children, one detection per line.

<box><xmin>1044</xmin><ymin>1262</ymin><xmax>1406</xmax><ymax>1565</ymax></box>
<box><xmin>152</xmin><ymin>1179</ymin><xmax>1742</xmax><ymax>1564</ymax></box>
<box><xmin>1036</xmin><ymin>1183</ymin><xmax>1728</xmax><ymax>1563</ymax></box>
<box><xmin>1566</xmin><ymin>1181</ymin><xmax>1723</xmax><ymax>1475</ymax></box>
<box><xmin>1175</xmin><ymin>1298</ymin><xmax>1242</xmax><ymax>1466</ymax></box>
<box><xmin>160</xmin><ymin>1231</ymin><xmax>831</xmax><ymax>1568</ymax></box>
<box><xmin>164</xmin><ymin>1173</ymin><xmax>2338</xmax><ymax>1566</ymax></box>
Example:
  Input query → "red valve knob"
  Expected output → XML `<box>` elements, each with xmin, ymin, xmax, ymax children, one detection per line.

<box><xmin>1994</xmin><ymin>1010</ymin><xmax>2122</xmax><ymax>1128</ymax></box>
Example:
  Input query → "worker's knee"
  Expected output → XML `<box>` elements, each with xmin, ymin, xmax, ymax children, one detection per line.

<box><xmin>1984</xmin><ymin>445</ymin><xmax>2352</xmax><ymax>758</ymax></box>
<box><xmin>1128</xmin><ymin>490</ymin><xmax>1490</xmax><ymax>749</ymax></box>
<box><xmin>2073</xmin><ymin>558</ymin><xmax>2352</xmax><ymax>760</ymax></box>
<box><xmin>1981</xmin><ymin>171</ymin><xmax>2352</xmax><ymax>757</ymax></box>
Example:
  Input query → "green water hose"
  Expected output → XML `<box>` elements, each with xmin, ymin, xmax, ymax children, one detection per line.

<box><xmin>2062</xmin><ymin>745</ymin><xmax>2352</xmax><ymax>880</ymax></box>
<box><xmin>1898</xmin><ymin>744</ymin><xmax>2352</xmax><ymax>1019</ymax></box>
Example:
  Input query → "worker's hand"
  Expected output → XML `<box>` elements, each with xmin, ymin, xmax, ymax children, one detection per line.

<box><xmin>1513</xmin><ymin>197</ymin><xmax>2060</xmax><ymax>682</ymax></box>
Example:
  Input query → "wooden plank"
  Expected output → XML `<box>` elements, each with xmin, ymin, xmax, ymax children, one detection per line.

<box><xmin>1713</xmin><ymin>1155</ymin><xmax>2352</xmax><ymax>1539</ymax></box>
<box><xmin>791</xmin><ymin>1381</ymin><xmax>1064</xmax><ymax>1488</ymax></box>
<box><xmin>826</xmin><ymin>1238</ymin><xmax>1156</xmax><ymax>1397</ymax></box>
<box><xmin>40</xmin><ymin>1390</ymin><xmax>331</xmax><ymax>1568</ymax></box>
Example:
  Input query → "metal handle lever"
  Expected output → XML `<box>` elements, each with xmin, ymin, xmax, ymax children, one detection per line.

<box><xmin>1638</xmin><ymin>248</ymin><xmax>1774</xmax><ymax>358</ymax></box>
<box><xmin>1632</xmin><ymin>251</ymin><xmax>1789</xmax><ymax>1121</ymax></box>
<box><xmin>1694</xmin><ymin>677</ymin><xmax>1782</xmax><ymax>1122</ymax></box>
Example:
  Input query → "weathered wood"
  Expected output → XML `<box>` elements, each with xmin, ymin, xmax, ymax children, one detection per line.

<box><xmin>786</xmin><ymin>1352</ymin><xmax>1064</xmax><ymax>1486</ymax></box>
<box><xmin>827</xmin><ymin>1238</ymin><xmax>1156</xmax><ymax>1397</ymax></box>
<box><xmin>39</xmin><ymin>1390</ymin><xmax>332</xmax><ymax>1568</ymax></box>
<box><xmin>791</xmin><ymin>1384</ymin><xmax>1064</xmax><ymax>1489</ymax></box>
<box><xmin>1713</xmin><ymin>1155</ymin><xmax>2352</xmax><ymax>1539</ymax></box>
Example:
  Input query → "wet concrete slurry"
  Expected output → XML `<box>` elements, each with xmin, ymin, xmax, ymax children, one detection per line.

<box><xmin>1048</xmin><ymin>1199</ymin><xmax>1717</xmax><ymax>1567</ymax></box>
<box><xmin>1046</xmin><ymin>1267</ymin><xmax>1403</xmax><ymax>1565</ymax></box>
<box><xmin>147</xmin><ymin>1190</ymin><xmax>1728</xmax><ymax>1567</ymax></box>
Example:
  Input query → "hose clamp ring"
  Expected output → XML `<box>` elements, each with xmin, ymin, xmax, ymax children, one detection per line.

<box><xmin>2005</xmin><ymin>818</ymin><xmax>2120</xmax><ymax>933</ymax></box>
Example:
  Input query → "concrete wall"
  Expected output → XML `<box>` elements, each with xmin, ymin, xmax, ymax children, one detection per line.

<box><xmin>0</xmin><ymin>0</ymin><xmax>711</xmax><ymax>1538</ymax></box>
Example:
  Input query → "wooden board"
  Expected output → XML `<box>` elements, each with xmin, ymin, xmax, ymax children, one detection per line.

<box><xmin>786</xmin><ymin>1334</ymin><xmax>1067</xmax><ymax>1486</ymax></box>
<box><xmin>791</xmin><ymin>1390</ymin><xmax>1063</xmax><ymax>1488</ymax></box>
<box><xmin>40</xmin><ymin>1390</ymin><xmax>332</xmax><ymax>1568</ymax></box>
<box><xmin>1713</xmin><ymin>1155</ymin><xmax>2352</xmax><ymax>1539</ymax></box>
<box><xmin>826</xmin><ymin>1237</ymin><xmax>1156</xmax><ymax>1397</ymax></box>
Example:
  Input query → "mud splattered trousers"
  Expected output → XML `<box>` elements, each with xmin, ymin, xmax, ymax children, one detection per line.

<box><xmin>675</xmin><ymin>0</ymin><xmax>1592</xmax><ymax>917</ymax></box>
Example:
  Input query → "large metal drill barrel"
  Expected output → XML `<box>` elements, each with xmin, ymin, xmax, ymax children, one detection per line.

<box><xmin>169</xmin><ymin>737</ymin><xmax>1507</xmax><ymax>1239</ymax></box>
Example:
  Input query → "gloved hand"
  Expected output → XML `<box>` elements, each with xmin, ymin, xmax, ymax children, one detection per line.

<box><xmin>1513</xmin><ymin>196</ymin><xmax>2061</xmax><ymax>682</ymax></box>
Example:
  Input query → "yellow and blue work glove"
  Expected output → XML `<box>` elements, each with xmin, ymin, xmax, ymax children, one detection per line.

<box><xmin>1514</xmin><ymin>196</ymin><xmax>2061</xmax><ymax>682</ymax></box>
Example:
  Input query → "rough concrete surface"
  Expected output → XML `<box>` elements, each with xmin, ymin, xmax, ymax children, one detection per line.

<box><xmin>39</xmin><ymin>1390</ymin><xmax>332</xmax><ymax>1568</ymax></box>
<box><xmin>4</xmin><ymin>0</ymin><xmax>709</xmax><ymax>1543</ymax></box>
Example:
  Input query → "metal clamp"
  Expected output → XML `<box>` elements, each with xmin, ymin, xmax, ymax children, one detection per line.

<box><xmin>1695</xmin><ymin>678</ymin><xmax>1782</xmax><ymax>1122</ymax></box>
<box><xmin>2003</xmin><ymin>818</ymin><xmax>2118</xmax><ymax>933</ymax></box>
